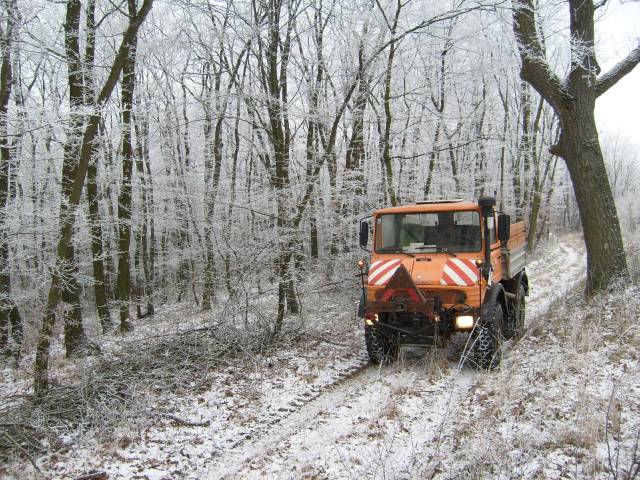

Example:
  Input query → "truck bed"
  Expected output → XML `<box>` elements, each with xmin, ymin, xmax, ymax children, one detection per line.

<box><xmin>500</xmin><ymin>221</ymin><xmax>527</xmax><ymax>279</ymax></box>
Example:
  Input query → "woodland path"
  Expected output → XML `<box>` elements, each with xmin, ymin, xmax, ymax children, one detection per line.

<box><xmin>206</xmin><ymin>235</ymin><xmax>586</xmax><ymax>479</ymax></box>
<box><xmin>23</xmin><ymin>235</ymin><xmax>586</xmax><ymax>479</ymax></box>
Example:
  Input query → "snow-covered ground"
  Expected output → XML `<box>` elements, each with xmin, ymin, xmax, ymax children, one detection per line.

<box><xmin>3</xmin><ymin>233</ymin><xmax>639</xmax><ymax>479</ymax></box>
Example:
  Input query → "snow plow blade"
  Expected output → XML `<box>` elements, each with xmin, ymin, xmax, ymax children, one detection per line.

<box><xmin>367</xmin><ymin>265</ymin><xmax>436</xmax><ymax>315</ymax></box>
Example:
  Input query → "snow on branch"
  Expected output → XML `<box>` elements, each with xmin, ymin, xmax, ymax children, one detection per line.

<box><xmin>512</xmin><ymin>0</ymin><xmax>571</xmax><ymax>111</ymax></box>
<box><xmin>596</xmin><ymin>44</ymin><xmax>640</xmax><ymax>97</ymax></box>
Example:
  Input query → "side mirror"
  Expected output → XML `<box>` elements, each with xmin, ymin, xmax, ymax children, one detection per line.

<box><xmin>498</xmin><ymin>214</ymin><xmax>511</xmax><ymax>243</ymax></box>
<box><xmin>359</xmin><ymin>220</ymin><xmax>369</xmax><ymax>248</ymax></box>
<box><xmin>478</xmin><ymin>196</ymin><xmax>496</xmax><ymax>218</ymax></box>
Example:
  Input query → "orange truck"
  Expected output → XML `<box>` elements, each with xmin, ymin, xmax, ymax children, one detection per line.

<box><xmin>357</xmin><ymin>197</ymin><xmax>528</xmax><ymax>368</ymax></box>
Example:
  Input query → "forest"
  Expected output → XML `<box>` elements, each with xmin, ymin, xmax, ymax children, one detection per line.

<box><xmin>1</xmin><ymin>0</ymin><xmax>639</xmax><ymax>477</ymax></box>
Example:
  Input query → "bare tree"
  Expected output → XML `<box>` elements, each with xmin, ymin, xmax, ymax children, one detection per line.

<box><xmin>133</xmin><ymin>87</ymin><xmax>155</xmax><ymax>318</ymax></box>
<box><xmin>115</xmin><ymin>0</ymin><xmax>141</xmax><ymax>332</ymax></box>
<box><xmin>377</xmin><ymin>0</ymin><xmax>403</xmax><ymax>207</ymax></box>
<box><xmin>59</xmin><ymin>0</ymin><xmax>93</xmax><ymax>357</ymax></box>
<box><xmin>512</xmin><ymin>0</ymin><xmax>638</xmax><ymax>293</ymax></box>
<box><xmin>0</xmin><ymin>0</ymin><xmax>23</xmax><ymax>354</ymax></box>
<box><xmin>34</xmin><ymin>0</ymin><xmax>154</xmax><ymax>396</ymax></box>
<box><xmin>83</xmin><ymin>0</ymin><xmax>112</xmax><ymax>332</ymax></box>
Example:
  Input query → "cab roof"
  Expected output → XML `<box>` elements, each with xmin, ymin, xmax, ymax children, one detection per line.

<box><xmin>373</xmin><ymin>200</ymin><xmax>479</xmax><ymax>216</ymax></box>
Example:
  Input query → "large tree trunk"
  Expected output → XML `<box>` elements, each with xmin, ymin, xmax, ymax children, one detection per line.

<box><xmin>62</xmin><ymin>245</ymin><xmax>94</xmax><ymax>356</ymax></box>
<box><xmin>512</xmin><ymin>0</ymin><xmax>635</xmax><ymax>294</ymax></box>
<box><xmin>86</xmin><ymin>147</ymin><xmax>111</xmax><ymax>331</ymax></box>
<box><xmin>261</xmin><ymin>0</ymin><xmax>299</xmax><ymax>332</ymax></box>
<box><xmin>560</xmin><ymin>114</ymin><xmax>627</xmax><ymax>292</ymax></box>
<box><xmin>202</xmin><ymin>89</ymin><xmax>224</xmax><ymax>308</ymax></box>
<box><xmin>60</xmin><ymin>0</ymin><xmax>90</xmax><ymax>357</ymax></box>
<box><xmin>223</xmin><ymin>100</ymin><xmax>242</xmax><ymax>293</ymax></box>
<box><xmin>115</xmin><ymin>0</ymin><xmax>139</xmax><ymax>332</ymax></box>
<box><xmin>84</xmin><ymin>0</ymin><xmax>111</xmax><ymax>332</ymax></box>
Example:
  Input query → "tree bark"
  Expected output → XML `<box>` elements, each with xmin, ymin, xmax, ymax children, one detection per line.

<box><xmin>513</xmin><ymin>81</ymin><xmax>532</xmax><ymax>221</ymax></box>
<box><xmin>201</xmin><ymin>92</ymin><xmax>216</xmax><ymax>310</ymax></box>
<box><xmin>143</xmin><ymin>148</ymin><xmax>155</xmax><ymax>315</ymax></box>
<box><xmin>115</xmin><ymin>0</ymin><xmax>139</xmax><ymax>332</ymax></box>
<box><xmin>512</xmin><ymin>0</ymin><xmax>634</xmax><ymax>294</ymax></box>
<box><xmin>134</xmin><ymin>109</ymin><xmax>153</xmax><ymax>317</ymax></box>
<box><xmin>379</xmin><ymin>0</ymin><xmax>402</xmax><ymax>207</ymax></box>
<box><xmin>84</xmin><ymin>0</ymin><xmax>111</xmax><ymax>331</ymax></box>
<box><xmin>526</xmin><ymin>97</ymin><xmax>547</xmax><ymax>250</ymax></box>
<box><xmin>343</xmin><ymin>32</ymin><xmax>369</xmax><ymax>247</ymax></box>
<box><xmin>60</xmin><ymin>0</ymin><xmax>90</xmax><ymax>357</ymax></box>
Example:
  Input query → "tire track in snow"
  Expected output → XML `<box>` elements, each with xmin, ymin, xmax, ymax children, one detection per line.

<box><xmin>220</xmin><ymin>352</ymin><xmax>372</xmax><ymax>452</ymax></box>
<box><xmin>206</xmin><ymin>236</ymin><xmax>586</xmax><ymax>479</ymax></box>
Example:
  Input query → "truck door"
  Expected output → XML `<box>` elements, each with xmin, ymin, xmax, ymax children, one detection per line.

<box><xmin>487</xmin><ymin>211</ymin><xmax>503</xmax><ymax>282</ymax></box>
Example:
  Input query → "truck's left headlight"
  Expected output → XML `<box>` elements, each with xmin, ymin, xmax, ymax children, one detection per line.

<box><xmin>455</xmin><ymin>315</ymin><xmax>474</xmax><ymax>329</ymax></box>
<box><xmin>365</xmin><ymin>313</ymin><xmax>379</xmax><ymax>325</ymax></box>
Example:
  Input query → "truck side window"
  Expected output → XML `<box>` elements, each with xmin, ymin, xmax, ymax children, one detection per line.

<box><xmin>377</xmin><ymin>215</ymin><xmax>399</xmax><ymax>250</ymax></box>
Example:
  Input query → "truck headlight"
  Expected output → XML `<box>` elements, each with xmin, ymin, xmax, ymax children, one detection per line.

<box><xmin>364</xmin><ymin>313</ymin><xmax>379</xmax><ymax>325</ymax></box>
<box><xmin>455</xmin><ymin>315</ymin><xmax>474</xmax><ymax>329</ymax></box>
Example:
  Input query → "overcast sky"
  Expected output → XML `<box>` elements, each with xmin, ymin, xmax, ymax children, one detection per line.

<box><xmin>595</xmin><ymin>1</ymin><xmax>640</xmax><ymax>147</ymax></box>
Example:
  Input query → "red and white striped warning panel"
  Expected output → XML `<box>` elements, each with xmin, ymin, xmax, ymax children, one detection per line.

<box><xmin>368</xmin><ymin>259</ymin><xmax>403</xmax><ymax>286</ymax></box>
<box><xmin>440</xmin><ymin>258</ymin><xmax>479</xmax><ymax>287</ymax></box>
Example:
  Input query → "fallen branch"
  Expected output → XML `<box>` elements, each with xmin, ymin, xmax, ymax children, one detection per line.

<box><xmin>146</xmin><ymin>410</ymin><xmax>210</xmax><ymax>427</ymax></box>
<box><xmin>75</xmin><ymin>472</ymin><xmax>108</xmax><ymax>480</ymax></box>
<box><xmin>1</xmin><ymin>430</ymin><xmax>42</xmax><ymax>474</ymax></box>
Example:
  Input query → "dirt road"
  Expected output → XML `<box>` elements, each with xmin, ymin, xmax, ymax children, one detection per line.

<box><xmin>206</xmin><ymin>235</ymin><xmax>586</xmax><ymax>479</ymax></box>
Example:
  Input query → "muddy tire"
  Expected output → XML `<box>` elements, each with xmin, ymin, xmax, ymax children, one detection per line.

<box><xmin>471</xmin><ymin>302</ymin><xmax>504</xmax><ymax>370</ymax></box>
<box><xmin>365</xmin><ymin>324</ymin><xmax>395</xmax><ymax>364</ymax></box>
<box><xmin>504</xmin><ymin>283</ymin><xmax>526</xmax><ymax>340</ymax></box>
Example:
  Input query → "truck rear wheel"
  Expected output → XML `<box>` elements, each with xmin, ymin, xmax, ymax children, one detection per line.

<box><xmin>365</xmin><ymin>324</ymin><xmax>396</xmax><ymax>364</ymax></box>
<box><xmin>471</xmin><ymin>303</ymin><xmax>503</xmax><ymax>369</ymax></box>
<box><xmin>504</xmin><ymin>283</ymin><xmax>526</xmax><ymax>340</ymax></box>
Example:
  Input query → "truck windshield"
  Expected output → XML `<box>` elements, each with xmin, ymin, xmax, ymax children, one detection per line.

<box><xmin>375</xmin><ymin>211</ymin><xmax>481</xmax><ymax>253</ymax></box>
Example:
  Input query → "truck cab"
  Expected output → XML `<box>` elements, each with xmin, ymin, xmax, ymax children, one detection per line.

<box><xmin>358</xmin><ymin>197</ymin><xmax>528</xmax><ymax>369</ymax></box>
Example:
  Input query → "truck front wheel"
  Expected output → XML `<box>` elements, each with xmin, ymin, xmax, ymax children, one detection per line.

<box><xmin>365</xmin><ymin>324</ymin><xmax>396</xmax><ymax>364</ymax></box>
<box><xmin>471</xmin><ymin>303</ymin><xmax>504</xmax><ymax>369</ymax></box>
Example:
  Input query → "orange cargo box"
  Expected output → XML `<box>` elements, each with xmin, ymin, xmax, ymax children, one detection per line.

<box><xmin>501</xmin><ymin>221</ymin><xmax>527</xmax><ymax>279</ymax></box>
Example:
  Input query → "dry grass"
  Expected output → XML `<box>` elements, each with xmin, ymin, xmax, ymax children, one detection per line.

<box><xmin>434</xmin><ymin>278</ymin><xmax>640</xmax><ymax>479</ymax></box>
<box><xmin>0</xmin><ymin>323</ymin><xmax>283</xmax><ymax>466</ymax></box>
<box><xmin>1</xmin><ymin>280</ymin><xmax>362</xmax><ymax>475</ymax></box>
<box><xmin>382</xmin><ymin>399</ymin><xmax>401</xmax><ymax>421</ymax></box>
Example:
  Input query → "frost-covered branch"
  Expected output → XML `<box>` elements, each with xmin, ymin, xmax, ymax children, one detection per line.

<box><xmin>596</xmin><ymin>44</ymin><xmax>640</xmax><ymax>97</ymax></box>
<box><xmin>512</xmin><ymin>0</ymin><xmax>570</xmax><ymax>112</ymax></box>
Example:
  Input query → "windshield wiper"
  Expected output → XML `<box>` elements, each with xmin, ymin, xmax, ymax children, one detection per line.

<box><xmin>376</xmin><ymin>247</ymin><xmax>414</xmax><ymax>257</ymax></box>
<box><xmin>437</xmin><ymin>246</ymin><xmax>457</xmax><ymax>257</ymax></box>
<box><xmin>413</xmin><ymin>245</ymin><xmax>436</xmax><ymax>250</ymax></box>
